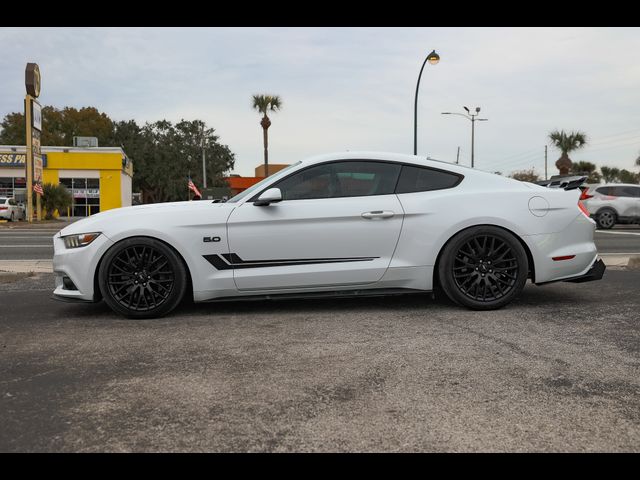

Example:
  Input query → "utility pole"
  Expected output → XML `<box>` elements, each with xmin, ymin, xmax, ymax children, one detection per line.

<box><xmin>441</xmin><ymin>107</ymin><xmax>488</xmax><ymax>168</ymax></box>
<box><xmin>201</xmin><ymin>124</ymin><xmax>207</xmax><ymax>189</ymax></box>
<box><xmin>544</xmin><ymin>145</ymin><xmax>548</xmax><ymax>180</ymax></box>
<box><xmin>456</xmin><ymin>146</ymin><xmax>460</xmax><ymax>164</ymax></box>
<box><xmin>471</xmin><ymin>117</ymin><xmax>476</xmax><ymax>168</ymax></box>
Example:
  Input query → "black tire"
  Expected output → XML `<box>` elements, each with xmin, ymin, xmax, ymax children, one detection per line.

<box><xmin>438</xmin><ymin>226</ymin><xmax>529</xmax><ymax>310</ymax></box>
<box><xmin>98</xmin><ymin>237</ymin><xmax>188</xmax><ymax>319</ymax></box>
<box><xmin>596</xmin><ymin>209</ymin><xmax>616</xmax><ymax>230</ymax></box>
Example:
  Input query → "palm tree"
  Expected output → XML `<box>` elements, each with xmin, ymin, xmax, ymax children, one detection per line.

<box><xmin>571</xmin><ymin>161</ymin><xmax>601</xmax><ymax>184</ymax></box>
<box><xmin>252</xmin><ymin>94</ymin><xmax>282</xmax><ymax>177</ymax></box>
<box><xmin>548</xmin><ymin>130</ymin><xmax>587</xmax><ymax>175</ymax></box>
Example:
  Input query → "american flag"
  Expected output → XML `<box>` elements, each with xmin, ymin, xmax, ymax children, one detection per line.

<box><xmin>33</xmin><ymin>180</ymin><xmax>44</xmax><ymax>196</ymax></box>
<box><xmin>188</xmin><ymin>178</ymin><xmax>202</xmax><ymax>198</ymax></box>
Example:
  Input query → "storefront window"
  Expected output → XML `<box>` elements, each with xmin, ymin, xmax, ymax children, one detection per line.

<box><xmin>0</xmin><ymin>177</ymin><xmax>27</xmax><ymax>201</ymax></box>
<box><xmin>60</xmin><ymin>177</ymin><xmax>100</xmax><ymax>217</ymax></box>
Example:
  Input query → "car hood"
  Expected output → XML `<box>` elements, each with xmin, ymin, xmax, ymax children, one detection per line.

<box><xmin>58</xmin><ymin>201</ymin><xmax>235</xmax><ymax>237</ymax></box>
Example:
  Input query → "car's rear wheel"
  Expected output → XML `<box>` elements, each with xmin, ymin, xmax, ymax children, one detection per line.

<box><xmin>438</xmin><ymin>226</ymin><xmax>528</xmax><ymax>310</ymax></box>
<box><xmin>98</xmin><ymin>237</ymin><xmax>188</xmax><ymax>319</ymax></box>
<box><xmin>596</xmin><ymin>209</ymin><xmax>616</xmax><ymax>229</ymax></box>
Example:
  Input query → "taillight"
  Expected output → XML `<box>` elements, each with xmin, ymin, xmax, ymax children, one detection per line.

<box><xmin>579</xmin><ymin>189</ymin><xmax>593</xmax><ymax>200</ymax></box>
<box><xmin>578</xmin><ymin>200</ymin><xmax>591</xmax><ymax>218</ymax></box>
<box><xmin>0</xmin><ymin>206</ymin><xmax>7</xmax><ymax>210</ymax></box>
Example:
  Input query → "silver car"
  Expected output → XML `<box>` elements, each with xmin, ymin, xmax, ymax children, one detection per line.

<box><xmin>581</xmin><ymin>184</ymin><xmax>640</xmax><ymax>229</ymax></box>
<box><xmin>0</xmin><ymin>197</ymin><xmax>26</xmax><ymax>222</ymax></box>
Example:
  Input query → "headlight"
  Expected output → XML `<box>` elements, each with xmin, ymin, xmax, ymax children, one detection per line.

<box><xmin>62</xmin><ymin>233</ymin><xmax>101</xmax><ymax>249</ymax></box>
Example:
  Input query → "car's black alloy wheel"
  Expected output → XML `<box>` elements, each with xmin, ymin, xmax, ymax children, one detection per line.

<box><xmin>99</xmin><ymin>237</ymin><xmax>187</xmax><ymax>318</ymax></box>
<box><xmin>438</xmin><ymin>226</ymin><xmax>528</xmax><ymax>310</ymax></box>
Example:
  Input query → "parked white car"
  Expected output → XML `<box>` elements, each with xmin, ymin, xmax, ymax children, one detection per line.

<box><xmin>581</xmin><ymin>183</ymin><xmax>640</xmax><ymax>229</ymax></box>
<box><xmin>52</xmin><ymin>152</ymin><xmax>605</xmax><ymax>318</ymax></box>
<box><xmin>0</xmin><ymin>197</ymin><xmax>26</xmax><ymax>222</ymax></box>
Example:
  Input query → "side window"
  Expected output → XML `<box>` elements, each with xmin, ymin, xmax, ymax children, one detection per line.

<box><xmin>332</xmin><ymin>161</ymin><xmax>401</xmax><ymax>197</ymax></box>
<box><xmin>275</xmin><ymin>164</ymin><xmax>333</xmax><ymax>200</ymax></box>
<box><xmin>395</xmin><ymin>165</ymin><xmax>462</xmax><ymax>194</ymax></box>
<box><xmin>609</xmin><ymin>186</ymin><xmax>636</xmax><ymax>198</ymax></box>
<box><xmin>622</xmin><ymin>186</ymin><xmax>640</xmax><ymax>198</ymax></box>
<box><xmin>596</xmin><ymin>187</ymin><xmax>611</xmax><ymax>196</ymax></box>
<box><xmin>9</xmin><ymin>199</ymin><xmax>16</xmax><ymax>206</ymax></box>
<box><xmin>273</xmin><ymin>161</ymin><xmax>401</xmax><ymax>201</ymax></box>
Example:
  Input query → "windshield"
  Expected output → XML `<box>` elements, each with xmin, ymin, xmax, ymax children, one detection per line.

<box><xmin>225</xmin><ymin>161</ymin><xmax>302</xmax><ymax>203</ymax></box>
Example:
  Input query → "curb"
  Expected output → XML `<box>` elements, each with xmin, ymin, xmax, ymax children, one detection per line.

<box><xmin>600</xmin><ymin>254</ymin><xmax>640</xmax><ymax>270</ymax></box>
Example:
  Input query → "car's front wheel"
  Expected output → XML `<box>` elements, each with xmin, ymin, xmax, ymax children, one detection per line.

<box><xmin>98</xmin><ymin>237</ymin><xmax>188</xmax><ymax>319</ymax></box>
<box><xmin>438</xmin><ymin>226</ymin><xmax>529</xmax><ymax>310</ymax></box>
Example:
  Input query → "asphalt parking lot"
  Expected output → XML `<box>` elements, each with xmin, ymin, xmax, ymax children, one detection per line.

<box><xmin>1</xmin><ymin>265</ymin><xmax>639</xmax><ymax>452</ymax></box>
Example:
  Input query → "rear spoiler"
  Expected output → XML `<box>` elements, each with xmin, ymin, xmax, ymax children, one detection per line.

<box><xmin>534</xmin><ymin>175</ymin><xmax>587</xmax><ymax>191</ymax></box>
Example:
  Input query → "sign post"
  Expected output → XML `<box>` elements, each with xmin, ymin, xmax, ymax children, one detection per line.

<box><xmin>24</xmin><ymin>63</ymin><xmax>42</xmax><ymax>222</ymax></box>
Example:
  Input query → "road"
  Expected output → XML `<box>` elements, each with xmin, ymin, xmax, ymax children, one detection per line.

<box><xmin>1</xmin><ymin>222</ymin><xmax>640</xmax><ymax>261</ymax></box>
<box><xmin>0</xmin><ymin>268</ymin><xmax>639</xmax><ymax>452</ymax></box>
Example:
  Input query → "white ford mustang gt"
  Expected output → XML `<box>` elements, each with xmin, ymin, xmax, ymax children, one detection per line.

<box><xmin>52</xmin><ymin>152</ymin><xmax>605</xmax><ymax>318</ymax></box>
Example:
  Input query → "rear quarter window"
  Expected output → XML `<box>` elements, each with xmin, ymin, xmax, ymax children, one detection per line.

<box><xmin>395</xmin><ymin>165</ymin><xmax>462</xmax><ymax>194</ymax></box>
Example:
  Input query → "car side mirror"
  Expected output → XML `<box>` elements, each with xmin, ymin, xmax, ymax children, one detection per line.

<box><xmin>254</xmin><ymin>188</ymin><xmax>282</xmax><ymax>206</ymax></box>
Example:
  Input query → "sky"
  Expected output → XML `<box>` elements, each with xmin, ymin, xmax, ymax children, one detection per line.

<box><xmin>1</xmin><ymin>26</ymin><xmax>639</xmax><ymax>178</ymax></box>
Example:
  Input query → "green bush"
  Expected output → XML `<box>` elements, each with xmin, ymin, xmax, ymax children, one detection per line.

<box><xmin>42</xmin><ymin>183</ymin><xmax>72</xmax><ymax>220</ymax></box>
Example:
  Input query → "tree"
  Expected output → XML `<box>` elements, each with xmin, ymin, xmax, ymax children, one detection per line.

<box><xmin>42</xmin><ymin>183</ymin><xmax>72</xmax><ymax>219</ymax></box>
<box><xmin>600</xmin><ymin>166</ymin><xmax>621</xmax><ymax>183</ymax></box>
<box><xmin>0</xmin><ymin>106</ymin><xmax>114</xmax><ymax>146</ymax></box>
<box><xmin>252</xmin><ymin>94</ymin><xmax>282</xmax><ymax>177</ymax></box>
<box><xmin>636</xmin><ymin>152</ymin><xmax>640</xmax><ymax>168</ymax></box>
<box><xmin>570</xmin><ymin>161</ymin><xmax>601</xmax><ymax>184</ymax></box>
<box><xmin>619</xmin><ymin>169</ymin><xmax>639</xmax><ymax>184</ymax></box>
<box><xmin>548</xmin><ymin>130</ymin><xmax>587</xmax><ymax>175</ymax></box>
<box><xmin>131</xmin><ymin>119</ymin><xmax>235</xmax><ymax>203</ymax></box>
<box><xmin>510</xmin><ymin>168</ymin><xmax>540</xmax><ymax>183</ymax></box>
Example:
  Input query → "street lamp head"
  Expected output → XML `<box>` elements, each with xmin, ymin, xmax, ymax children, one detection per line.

<box><xmin>463</xmin><ymin>106</ymin><xmax>470</xmax><ymax>113</ymax></box>
<box><xmin>426</xmin><ymin>50</ymin><xmax>440</xmax><ymax>65</ymax></box>
<box><xmin>441</xmin><ymin>112</ymin><xmax>452</xmax><ymax>115</ymax></box>
<box><xmin>475</xmin><ymin>107</ymin><xmax>481</xmax><ymax>113</ymax></box>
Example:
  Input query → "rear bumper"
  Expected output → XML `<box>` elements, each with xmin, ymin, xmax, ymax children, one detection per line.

<box><xmin>563</xmin><ymin>258</ymin><xmax>606</xmax><ymax>283</ymax></box>
<box><xmin>536</xmin><ymin>257</ymin><xmax>606</xmax><ymax>285</ymax></box>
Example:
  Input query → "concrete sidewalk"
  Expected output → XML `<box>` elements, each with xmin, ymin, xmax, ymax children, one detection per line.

<box><xmin>0</xmin><ymin>256</ymin><xmax>638</xmax><ymax>274</ymax></box>
<box><xmin>0</xmin><ymin>260</ymin><xmax>54</xmax><ymax>273</ymax></box>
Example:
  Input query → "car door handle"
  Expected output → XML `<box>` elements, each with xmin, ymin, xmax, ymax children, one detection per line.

<box><xmin>361</xmin><ymin>210</ymin><xmax>395</xmax><ymax>219</ymax></box>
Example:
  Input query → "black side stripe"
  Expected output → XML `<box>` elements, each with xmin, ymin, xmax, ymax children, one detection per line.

<box><xmin>203</xmin><ymin>253</ymin><xmax>378</xmax><ymax>270</ymax></box>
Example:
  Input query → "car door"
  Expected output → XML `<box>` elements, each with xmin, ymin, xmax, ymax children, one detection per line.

<box><xmin>613</xmin><ymin>186</ymin><xmax>637</xmax><ymax>218</ymax></box>
<box><xmin>629</xmin><ymin>186</ymin><xmax>640</xmax><ymax>218</ymax></box>
<box><xmin>226</xmin><ymin>160</ymin><xmax>404</xmax><ymax>291</ymax></box>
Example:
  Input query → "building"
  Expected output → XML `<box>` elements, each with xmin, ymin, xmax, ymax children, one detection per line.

<box><xmin>0</xmin><ymin>145</ymin><xmax>133</xmax><ymax>217</ymax></box>
<box><xmin>223</xmin><ymin>163</ymin><xmax>291</xmax><ymax>197</ymax></box>
<box><xmin>254</xmin><ymin>163</ymin><xmax>291</xmax><ymax>177</ymax></box>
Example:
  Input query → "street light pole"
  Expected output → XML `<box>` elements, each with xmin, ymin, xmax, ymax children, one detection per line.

<box><xmin>441</xmin><ymin>107</ymin><xmax>488</xmax><ymax>168</ymax></box>
<box><xmin>413</xmin><ymin>50</ymin><xmax>440</xmax><ymax>155</ymax></box>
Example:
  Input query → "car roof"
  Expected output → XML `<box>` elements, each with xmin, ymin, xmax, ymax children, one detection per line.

<box><xmin>298</xmin><ymin>151</ymin><xmax>492</xmax><ymax>178</ymax></box>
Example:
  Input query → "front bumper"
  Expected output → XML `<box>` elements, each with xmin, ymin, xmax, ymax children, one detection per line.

<box><xmin>52</xmin><ymin>232</ymin><xmax>114</xmax><ymax>302</ymax></box>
